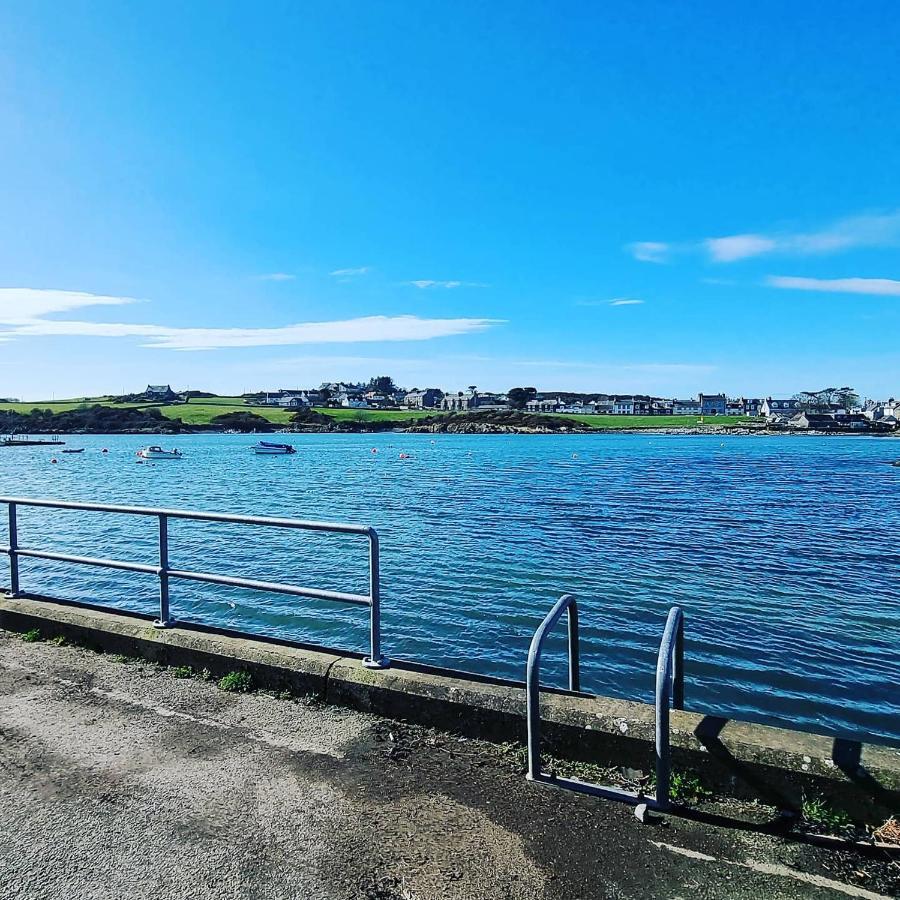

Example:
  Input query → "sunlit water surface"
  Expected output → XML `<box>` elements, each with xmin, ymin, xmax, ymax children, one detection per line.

<box><xmin>0</xmin><ymin>432</ymin><xmax>897</xmax><ymax>743</ymax></box>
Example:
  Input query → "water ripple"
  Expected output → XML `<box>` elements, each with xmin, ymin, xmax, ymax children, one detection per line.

<box><xmin>0</xmin><ymin>432</ymin><xmax>897</xmax><ymax>743</ymax></box>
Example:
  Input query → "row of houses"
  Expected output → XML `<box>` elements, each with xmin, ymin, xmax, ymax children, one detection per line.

<box><xmin>526</xmin><ymin>394</ymin><xmax>765</xmax><ymax>416</ymax></box>
<box><xmin>784</xmin><ymin>411</ymin><xmax>898</xmax><ymax>432</ymax></box>
<box><xmin>243</xmin><ymin>384</ymin><xmax>898</xmax><ymax>426</ymax></box>
<box><xmin>762</xmin><ymin>398</ymin><xmax>899</xmax><ymax>428</ymax></box>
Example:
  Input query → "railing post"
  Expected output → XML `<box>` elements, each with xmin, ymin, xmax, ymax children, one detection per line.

<box><xmin>654</xmin><ymin>606</ymin><xmax>684</xmax><ymax>808</ymax></box>
<box><xmin>527</xmin><ymin>593</ymin><xmax>577</xmax><ymax>781</ymax></box>
<box><xmin>153</xmin><ymin>513</ymin><xmax>172</xmax><ymax>628</ymax></box>
<box><xmin>526</xmin><ymin>630</ymin><xmax>543</xmax><ymax>780</ymax></box>
<box><xmin>7</xmin><ymin>502</ymin><xmax>20</xmax><ymax>598</ymax></box>
<box><xmin>673</xmin><ymin>614</ymin><xmax>685</xmax><ymax>711</ymax></box>
<box><xmin>362</xmin><ymin>528</ymin><xmax>388</xmax><ymax>668</ymax></box>
<box><xmin>567</xmin><ymin>601</ymin><xmax>580</xmax><ymax>693</ymax></box>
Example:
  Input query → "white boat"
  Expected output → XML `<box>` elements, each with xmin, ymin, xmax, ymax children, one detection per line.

<box><xmin>251</xmin><ymin>440</ymin><xmax>296</xmax><ymax>455</ymax></box>
<box><xmin>137</xmin><ymin>446</ymin><xmax>183</xmax><ymax>460</ymax></box>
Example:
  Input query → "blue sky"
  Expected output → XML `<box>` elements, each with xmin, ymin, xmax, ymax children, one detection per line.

<box><xmin>1</xmin><ymin>0</ymin><xmax>898</xmax><ymax>400</ymax></box>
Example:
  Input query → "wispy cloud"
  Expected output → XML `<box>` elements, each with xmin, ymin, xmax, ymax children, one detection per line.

<box><xmin>329</xmin><ymin>266</ymin><xmax>371</xmax><ymax>278</ymax></box>
<box><xmin>405</xmin><ymin>280</ymin><xmax>488</xmax><ymax>289</ymax></box>
<box><xmin>257</xmin><ymin>272</ymin><xmax>296</xmax><ymax>282</ymax></box>
<box><xmin>705</xmin><ymin>234</ymin><xmax>776</xmax><ymax>262</ymax></box>
<box><xmin>626</xmin><ymin>242</ymin><xmax>670</xmax><ymax>263</ymax></box>
<box><xmin>574</xmin><ymin>297</ymin><xmax>644</xmax><ymax>307</ymax></box>
<box><xmin>765</xmin><ymin>275</ymin><xmax>900</xmax><ymax>296</ymax></box>
<box><xmin>630</xmin><ymin>210</ymin><xmax>900</xmax><ymax>264</ymax></box>
<box><xmin>0</xmin><ymin>288</ymin><xmax>142</xmax><ymax>325</ymax></box>
<box><xmin>0</xmin><ymin>288</ymin><xmax>503</xmax><ymax>351</ymax></box>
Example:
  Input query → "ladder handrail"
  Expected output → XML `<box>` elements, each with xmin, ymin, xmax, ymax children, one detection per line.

<box><xmin>526</xmin><ymin>594</ymin><xmax>685</xmax><ymax>812</ymax></box>
<box><xmin>526</xmin><ymin>592</ymin><xmax>580</xmax><ymax>779</ymax></box>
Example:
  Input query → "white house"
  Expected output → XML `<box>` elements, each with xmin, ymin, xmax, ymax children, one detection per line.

<box><xmin>760</xmin><ymin>398</ymin><xmax>801</xmax><ymax>418</ymax></box>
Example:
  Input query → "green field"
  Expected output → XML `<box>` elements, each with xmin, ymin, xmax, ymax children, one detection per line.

<box><xmin>556</xmin><ymin>414</ymin><xmax>754</xmax><ymax>429</ymax></box>
<box><xmin>0</xmin><ymin>396</ymin><xmax>758</xmax><ymax>429</ymax></box>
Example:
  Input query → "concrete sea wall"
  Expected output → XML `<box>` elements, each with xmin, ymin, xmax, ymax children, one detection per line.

<box><xmin>1</xmin><ymin>593</ymin><xmax>897</xmax><ymax>825</ymax></box>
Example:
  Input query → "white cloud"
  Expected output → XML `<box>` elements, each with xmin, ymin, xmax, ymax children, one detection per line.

<box><xmin>632</xmin><ymin>210</ymin><xmax>900</xmax><ymax>264</ymax></box>
<box><xmin>0</xmin><ymin>288</ymin><xmax>502</xmax><ymax>351</ymax></box>
<box><xmin>705</xmin><ymin>234</ymin><xmax>777</xmax><ymax>262</ymax></box>
<box><xmin>608</xmin><ymin>298</ymin><xmax>644</xmax><ymax>307</ymax></box>
<box><xmin>405</xmin><ymin>280</ymin><xmax>488</xmax><ymax>289</ymax></box>
<box><xmin>765</xmin><ymin>275</ymin><xmax>900</xmax><ymax>296</ymax></box>
<box><xmin>0</xmin><ymin>288</ymin><xmax>142</xmax><ymax>325</ymax></box>
<box><xmin>257</xmin><ymin>272</ymin><xmax>295</xmax><ymax>281</ymax></box>
<box><xmin>329</xmin><ymin>267</ymin><xmax>371</xmax><ymax>277</ymax></box>
<box><xmin>627</xmin><ymin>242</ymin><xmax>670</xmax><ymax>263</ymax></box>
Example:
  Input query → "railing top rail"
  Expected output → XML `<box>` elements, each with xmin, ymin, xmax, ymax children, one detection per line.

<box><xmin>0</xmin><ymin>496</ymin><xmax>374</xmax><ymax>537</ymax></box>
<box><xmin>528</xmin><ymin>592</ymin><xmax>577</xmax><ymax>657</ymax></box>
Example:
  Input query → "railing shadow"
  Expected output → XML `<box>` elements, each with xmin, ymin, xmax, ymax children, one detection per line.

<box><xmin>693</xmin><ymin>715</ymin><xmax>900</xmax><ymax>822</ymax></box>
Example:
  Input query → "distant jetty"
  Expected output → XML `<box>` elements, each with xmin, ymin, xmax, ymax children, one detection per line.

<box><xmin>1</xmin><ymin>436</ymin><xmax>65</xmax><ymax>447</ymax></box>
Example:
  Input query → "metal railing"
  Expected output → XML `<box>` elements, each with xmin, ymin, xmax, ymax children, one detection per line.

<box><xmin>0</xmin><ymin>496</ymin><xmax>388</xmax><ymax>669</ymax></box>
<box><xmin>526</xmin><ymin>595</ymin><xmax>684</xmax><ymax>813</ymax></box>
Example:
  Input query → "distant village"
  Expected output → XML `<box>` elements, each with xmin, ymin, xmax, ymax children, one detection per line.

<box><xmin>224</xmin><ymin>381</ymin><xmax>899</xmax><ymax>432</ymax></box>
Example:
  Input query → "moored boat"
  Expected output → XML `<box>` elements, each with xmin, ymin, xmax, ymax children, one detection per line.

<box><xmin>137</xmin><ymin>446</ymin><xmax>183</xmax><ymax>460</ymax></box>
<box><xmin>61</xmin><ymin>448</ymin><xmax>85</xmax><ymax>454</ymax></box>
<box><xmin>251</xmin><ymin>440</ymin><xmax>296</xmax><ymax>455</ymax></box>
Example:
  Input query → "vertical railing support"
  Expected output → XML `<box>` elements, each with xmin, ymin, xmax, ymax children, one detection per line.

<box><xmin>673</xmin><ymin>613</ymin><xmax>685</xmax><ymax>711</ymax></box>
<box><xmin>7</xmin><ymin>502</ymin><xmax>20</xmax><ymax>598</ymax></box>
<box><xmin>362</xmin><ymin>528</ymin><xmax>388</xmax><ymax>668</ymax></box>
<box><xmin>154</xmin><ymin>513</ymin><xmax>172</xmax><ymax>628</ymax></box>
<box><xmin>567</xmin><ymin>600</ymin><xmax>580</xmax><ymax>693</ymax></box>
<box><xmin>654</xmin><ymin>606</ymin><xmax>684</xmax><ymax>808</ymax></box>
<box><xmin>526</xmin><ymin>593</ymin><xmax>579</xmax><ymax>781</ymax></box>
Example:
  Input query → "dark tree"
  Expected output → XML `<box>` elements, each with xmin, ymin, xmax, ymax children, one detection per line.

<box><xmin>367</xmin><ymin>375</ymin><xmax>398</xmax><ymax>394</ymax></box>
<box><xmin>794</xmin><ymin>386</ymin><xmax>859</xmax><ymax>412</ymax></box>
<box><xmin>834</xmin><ymin>387</ymin><xmax>860</xmax><ymax>410</ymax></box>
<box><xmin>507</xmin><ymin>387</ymin><xmax>537</xmax><ymax>410</ymax></box>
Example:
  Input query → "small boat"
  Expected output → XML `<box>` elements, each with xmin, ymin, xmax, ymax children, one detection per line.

<box><xmin>137</xmin><ymin>446</ymin><xmax>183</xmax><ymax>460</ymax></box>
<box><xmin>61</xmin><ymin>448</ymin><xmax>85</xmax><ymax>454</ymax></box>
<box><xmin>251</xmin><ymin>440</ymin><xmax>296</xmax><ymax>455</ymax></box>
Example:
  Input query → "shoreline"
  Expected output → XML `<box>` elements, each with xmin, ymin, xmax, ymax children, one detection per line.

<box><xmin>1</xmin><ymin>426</ymin><xmax>898</xmax><ymax>438</ymax></box>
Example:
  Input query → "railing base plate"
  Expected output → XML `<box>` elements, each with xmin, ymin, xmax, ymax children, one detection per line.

<box><xmin>361</xmin><ymin>655</ymin><xmax>389</xmax><ymax>670</ymax></box>
<box><xmin>152</xmin><ymin>618</ymin><xmax>174</xmax><ymax>630</ymax></box>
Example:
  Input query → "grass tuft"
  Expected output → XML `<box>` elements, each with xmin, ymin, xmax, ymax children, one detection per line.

<box><xmin>648</xmin><ymin>769</ymin><xmax>712</xmax><ymax>804</ymax></box>
<box><xmin>21</xmin><ymin>628</ymin><xmax>41</xmax><ymax>643</ymax></box>
<box><xmin>218</xmin><ymin>670</ymin><xmax>253</xmax><ymax>693</ymax></box>
<box><xmin>668</xmin><ymin>770</ymin><xmax>712</xmax><ymax>804</ymax></box>
<box><xmin>801</xmin><ymin>795</ymin><xmax>854</xmax><ymax>833</ymax></box>
<box><xmin>172</xmin><ymin>666</ymin><xmax>193</xmax><ymax>679</ymax></box>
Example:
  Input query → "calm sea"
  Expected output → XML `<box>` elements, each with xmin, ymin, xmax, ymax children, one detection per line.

<box><xmin>0</xmin><ymin>432</ymin><xmax>898</xmax><ymax>744</ymax></box>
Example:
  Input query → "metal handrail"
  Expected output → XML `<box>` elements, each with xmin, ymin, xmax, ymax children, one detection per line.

<box><xmin>526</xmin><ymin>593</ymin><xmax>580</xmax><ymax>778</ymax></box>
<box><xmin>526</xmin><ymin>594</ymin><xmax>685</xmax><ymax>813</ymax></box>
<box><xmin>0</xmin><ymin>496</ymin><xmax>387</xmax><ymax>668</ymax></box>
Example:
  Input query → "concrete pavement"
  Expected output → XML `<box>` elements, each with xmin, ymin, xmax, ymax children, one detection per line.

<box><xmin>0</xmin><ymin>630</ymin><xmax>896</xmax><ymax>900</ymax></box>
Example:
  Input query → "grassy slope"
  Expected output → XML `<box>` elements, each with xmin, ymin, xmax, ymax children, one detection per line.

<box><xmin>0</xmin><ymin>396</ymin><xmax>757</xmax><ymax>429</ymax></box>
